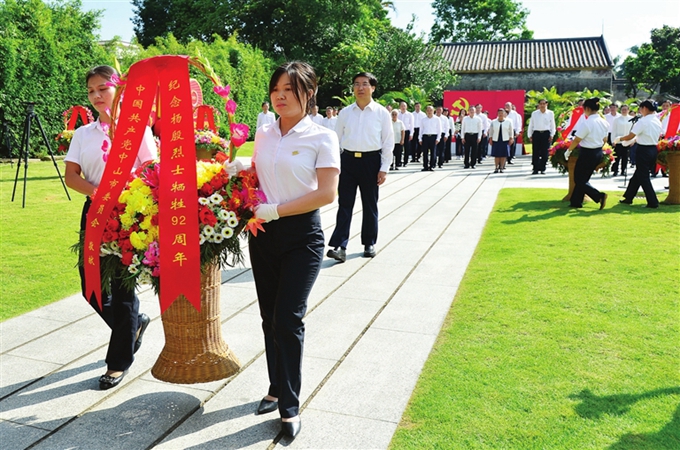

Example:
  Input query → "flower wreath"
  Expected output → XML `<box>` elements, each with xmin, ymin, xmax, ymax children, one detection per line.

<box><xmin>549</xmin><ymin>140</ymin><xmax>615</xmax><ymax>177</ymax></box>
<box><xmin>54</xmin><ymin>106</ymin><xmax>95</xmax><ymax>154</ymax></box>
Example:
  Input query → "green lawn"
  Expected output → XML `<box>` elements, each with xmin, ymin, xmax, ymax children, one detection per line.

<box><xmin>391</xmin><ymin>188</ymin><xmax>680</xmax><ymax>449</ymax></box>
<box><xmin>0</xmin><ymin>160</ymin><xmax>83</xmax><ymax>320</ymax></box>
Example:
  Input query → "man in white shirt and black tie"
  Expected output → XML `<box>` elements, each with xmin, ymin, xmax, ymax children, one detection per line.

<box><xmin>411</xmin><ymin>102</ymin><xmax>426</xmax><ymax>163</ymax></box>
<box><xmin>327</xmin><ymin>72</ymin><xmax>393</xmax><ymax>262</ymax></box>
<box><xmin>528</xmin><ymin>99</ymin><xmax>556</xmax><ymax>174</ymax></box>
<box><xmin>257</xmin><ymin>101</ymin><xmax>276</xmax><ymax>130</ymax></box>
<box><xmin>397</xmin><ymin>101</ymin><xmax>414</xmax><ymax>167</ymax></box>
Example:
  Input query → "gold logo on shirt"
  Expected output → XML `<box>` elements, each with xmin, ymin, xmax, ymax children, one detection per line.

<box><xmin>292</xmin><ymin>150</ymin><xmax>299</xmax><ymax>156</ymax></box>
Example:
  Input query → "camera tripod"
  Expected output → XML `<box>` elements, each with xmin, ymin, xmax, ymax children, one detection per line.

<box><xmin>11</xmin><ymin>102</ymin><xmax>71</xmax><ymax>208</ymax></box>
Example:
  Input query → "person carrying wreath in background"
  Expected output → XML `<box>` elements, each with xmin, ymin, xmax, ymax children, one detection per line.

<box><xmin>565</xmin><ymin>98</ymin><xmax>609</xmax><ymax>209</ymax></box>
<box><xmin>249</xmin><ymin>61</ymin><xmax>340</xmax><ymax>438</ymax></box>
<box><xmin>615</xmin><ymin>100</ymin><xmax>661</xmax><ymax>208</ymax></box>
<box><xmin>64</xmin><ymin>65</ymin><xmax>155</xmax><ymax>390</ymax></box>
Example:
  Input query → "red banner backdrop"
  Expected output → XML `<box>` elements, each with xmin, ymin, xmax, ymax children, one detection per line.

<box><xmin>664</xmin><ymin>104</ymin><xmax>680</xmax><ymax>138</ymax></box>
<box><xmin>84</xmin><ymin>55</ymin><xmax>201</xmax><ymax>313</ymax></box>
<box><xmin>443</xmin><ymin>89</ymin><xmax>525</xmax><ymax>132</ymax></box>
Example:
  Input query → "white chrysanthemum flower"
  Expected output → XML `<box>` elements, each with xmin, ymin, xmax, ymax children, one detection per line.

<box><xmin>198</xmin><ymin>197</ymin><xmax>210</xmax><ymax>205</ymax></box>
<box><xmin>227</xmin><ymin>216</ymin><xmax>239</xmax><ymax>228</ymax></box>
<box><xmin>218</xmin><ymin>210</ymin><xmax>230</xmax><ymax>221</ymax></box>
<box><xmin>227</xmin><ymin>211</ymin><xmax>237</xmax><ymax>220</ymax></box>
<box><xmin>199</xmin><ymin>234</ymin><xmax>206</xmax><ymax>245</ymax></box>
<box><xmin>213</xmin><ymin>234</ymin><xmax>224</xmax><ymax>244</ymax></box>
<box><xmin>110</xmin><ymin>241</ymin><xmax>120</xmax><ymax>252</ymax></box>
<box><xmin>210</xmin><ymin>193</ymin><xmax>224</xmax><ymax>205</ymax></box>
<box><xmin>221</xmin><ymin>227</ymin><xmax>234</xmax><ymax>239</ymax></box>
<box><xmin>128</xmin><ymin>264</ymin><xmax>139</xmax><ymax>275</ymax></box>
<box><xmin>202</xmin><ymin>225</ymin><xmax>215</xmax><ymax>236</ymax></box>
<box><xmin>132</xmin><ymin>254</ymin><xmax>141</xmax><ymax>265</ymax></box>
<box><xmin>138</xmin><ymin>268</ymin><xmax>152</xmax><ymax>285</ymax></box>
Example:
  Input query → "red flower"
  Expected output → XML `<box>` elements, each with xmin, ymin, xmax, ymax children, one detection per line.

<box><xmin>103</xmin><ymin>229</ymin><xmax>119</xmax><ymax>243</ymax></box>
<box><xmin>198</xmin><ymin>206</ymin><xmax>217</xmax><ymax>226</ymax></box>
<box><xmin>121</xmin><ymin>251</ymin><xmax>134</xmax><ymax>266</ymax></box>
<box><xmin>120</xmin><ymin>238</ymin><xmax>134</xmax><ymax>253</ymax></box>
<box><xmin>200</xmin><ymin>183</ymin><xmax>213</xmax><ymax>197</ymax></box>
<box><xmin>230</xmin><ymin>123</ymin><xmax>249</xmax><ymax>147</ymax></box>
<box><xmin>214</xmin><ymin>151</ymin><xmax>228</xmax><ymax>164</ymax></box>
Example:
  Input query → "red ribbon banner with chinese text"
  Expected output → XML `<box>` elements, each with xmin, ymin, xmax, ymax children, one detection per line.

<box><xmin>561</xmin><ymin>106</ymin><xmax>584</xmax><ymax>140</ymax></box>
<box><xmin>195</xmin><ymin>105</ymin><xmax>217</xmax><ymax>132</ymax></box>
<box><xmin>84</xmin><ymin>56</ymin><xmax>201</xmax><ymax>313</ymax></box>
<box><xmin>665</xmin><ymin>104</ymin><xmax>680</xmax><ymax>139</ymax></box>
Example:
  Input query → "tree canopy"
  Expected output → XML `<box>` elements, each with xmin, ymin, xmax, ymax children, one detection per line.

<box><xmin>430</xmin><ymin>0</ymin><xmax>534</xmax><ymax>43</ymax></box>
<box><xmin>622</xmin><ymin>25</ymin><xmax>680</xmax><ymax>98</ymax></box>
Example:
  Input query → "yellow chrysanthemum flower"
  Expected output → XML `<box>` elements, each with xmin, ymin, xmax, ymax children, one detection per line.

<box><xmin>129</xmin><ymin>231</ymin><xmax>148</xmax><ymax>250</ymax></box>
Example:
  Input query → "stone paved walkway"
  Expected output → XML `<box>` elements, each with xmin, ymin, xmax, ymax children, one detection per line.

<box><xmin>0</xmin><ymin>155</ymin><xmax>669</xmax><ymax>449</ymax></box>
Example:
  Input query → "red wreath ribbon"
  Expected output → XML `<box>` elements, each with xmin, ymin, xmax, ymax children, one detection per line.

<box><xmin>65</xmin><ymin>106</ymin><xmax>93</xmax><ymax>130</ymax></box>
<box><xmin>665</xmin><ymin>104</ymin><xmax>680</xmax><ymax>139</ymax></box>
<box><xmin>195</xmin><ymin>105</ymin><xmax>217</xmax><ymax>132</ymax></box>
<box><xmin>84</xmin><ymin>55</ymin><xmax>201</xmax><ymax>313</ymax></box>
<box><xmin>561</xmin><ymin>106</ymin><xmax>584</xmax><ymax>140</ymax></box>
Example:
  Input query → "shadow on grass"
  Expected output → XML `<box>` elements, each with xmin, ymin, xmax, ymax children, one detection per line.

<box><xmin>0</xmin><ymin>174</ymin><xmax>62</xmax><ymax>183</ymax></box>
<box><xmin>570</xmin><ymin>388</ymin><xmax>680</xmax><ymax>449</ymax></box>
<box><xmin>499</xmin><ymin>199</ymin><xmax>680</xmax><ymax>224</ymax></box>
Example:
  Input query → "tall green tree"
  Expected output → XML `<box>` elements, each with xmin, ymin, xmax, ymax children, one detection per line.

<box><xmin>0</xmin><ymin>0</ymin><xmax>109</xmax><ymax>156</ymax></box>
<box><xmin>623</xmin><ymin>26</ymin><xmax>680</xmax><ymax>98</ymax></box>
<box><xmin>430</xmin><ymin>0</ymin><xmax>533</xmax><ymax>43</ymax></box>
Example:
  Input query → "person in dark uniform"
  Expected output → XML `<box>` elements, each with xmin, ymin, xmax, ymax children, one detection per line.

<box><xmin>327</xmin><ymin>72</ymin><xmax>393</xmax><ymax>262</ymax></box>
<box><xmin>250</xmin><ymin>61</ymin><xmax>341</xmax><ymax>438</ymax></box>
<box><xmin>615</xmin><ymin>100</ymin><xmax>662</xmax><ymax>208</ymax></box>
<box><xmin>566</xmin><ymin>98</ymin><xmax>610</xmax><ymax>209</ymax></box>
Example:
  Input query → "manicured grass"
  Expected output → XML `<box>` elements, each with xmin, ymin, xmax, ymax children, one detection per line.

<box><xmin>236</xmin><ymin>140</ymin><xmax>254</xmax><ymax>158</ymax></box>
<box><xmin>0</xmin><ymin>160</ymin><xmax>83</xmax><ymax>321</ymax></box>
<box><xmin>391</xmin><ymin>188</ymin><xmax>680</xmax><ymax>449</ymax></box>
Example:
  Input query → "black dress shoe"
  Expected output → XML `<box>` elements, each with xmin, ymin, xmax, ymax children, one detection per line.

<box><xmin>508</xmin><ymin>161</ymin><xmax>514</xmax><ymax>165</ymax></box>
<box><xmin>326</xmin><ymin>247</ymin><xmax>346</xmax><ymax>263</ymax></box>
<box><xmin>363</xmin><ymin>245</ymin><xmax>376</xmax><ymax>258</ymax></box>
<box><xmin>256</xmin><ymin>397</ymin><xmax>278</xmax><ymax>415</ymax></box>
<box><xmin>532</xmin><ymin>171</ymin><xmax>538</xmax><ymax>175</ymax></box>
<box><xmin>619</xmin><ymin>198</ymin><xmax>633</xmax><ymax>205</ymax></box>
<box><xmin>99</xmin><ymin>371</ymin><xmax>127</xmax><ymax>390</ymax></box>
<box><xmin>134</xmin><ymin>313</ymin><xmax>150</xmax><ymax>354</ymax></box>
<box><xmin>282</xmin><ymin>419</ymin><xmax>301</xmax><ymax>438</ymax></box>
<box><xmin>646</xmin><ymin>204</ymin><xmax>659</xmax><ymax>209</ymax></box>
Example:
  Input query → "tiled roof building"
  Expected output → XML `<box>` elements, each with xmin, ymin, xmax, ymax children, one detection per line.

<box><xmin>439</xmin><ymin>36</ymin><xmax>615</xmax><ymax>93</ymax></box>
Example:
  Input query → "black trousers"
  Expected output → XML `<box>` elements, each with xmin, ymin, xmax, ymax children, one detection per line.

<box><xmin>421</xmin><ymin>134</ymin><xmax>437</xmax><ymax>170</ymax></box>
<box><xmin>392</xmin><ymin>143</ymin><xmax>403</xmax><ymax>168</ymax></box>
<box><xmin>436</xmin><ymin>133</ymin><xmax>446</xmax><ymax>167</ymax></box>
<box><xmin>79</xmin><ymin>199</ymin><xmax>139</xmax><ymax>372</ymax></box>
<box><xmin>478</xmin><ymin>135</ymin><xmax>488</xmax><ymax>162</ymax></box>
<box><xmin>570</xmin><ymin>147</ymin><xmax>605</xmax><ymax>207</ymax></box>
<box><xmin>463</xmin><ymin>133</ymin><xmax>478</xmax><ymax>168</ymax></box>
<box><xmin>455</xmin><ymin>133</ymin><xmax>463</xmax><ymax>156</ymax></box>
<box><xmin>249</xmin><ymin>210</ymin><xmax>324</xmax><ymax>418</ymax></box>
<box><xmin>612</xmin><ymin>144</ymin><xmax>628</xmax><ymax>175</ymax></box>
<box><xmin>401</xmin><ymin>130</ymin><xmax>411</xmax><ymax>166</ymax></box>
<box><xmin>508</xmin><ymin>134</ymin><xmax>517</xmax><ymax>162</ymax></box>
<box><xmin>623</xmin><ymin>144</ymin><xmax>659</xmax><ymax>207</ymax></box>
<box><xmin>445</xmin><ymin>132</ymin><xmax>452</xmax><ymax>161</ymax></box>
<box><xmin>329</xmin><ymin>150</ymin><xmax>381</xmax><ymax>249</ymax></box>
<box><xmin>532</xmin><ymin>131</ymin><xmax>551</xmax><ymax>171</ymax></box>
<box><xmin>411</xmin><ymin>128</ymin><xmax>421</xmax><ymax>161</ymax></box>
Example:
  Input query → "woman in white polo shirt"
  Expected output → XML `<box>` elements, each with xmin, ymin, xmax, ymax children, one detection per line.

<box><xmin>64</xmin><ymin>66</ymin><xmax>156</xmax><ymax>390</ymax></box>
<box><xmin>566</xmin><ymin>98</ymin><xmax>610</xmax><ymax>209</ymax></box>
<box><xmin>249</xmin><ymin>61</ymin><xmax>340</xmax><ymax>438</ymax></box>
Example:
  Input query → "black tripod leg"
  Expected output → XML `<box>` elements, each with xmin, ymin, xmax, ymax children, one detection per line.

<box><xmin>21</xmin><ymin>115</ymin><xmax>32</xmax><ymax>208</ymax></box>
<box><xmin>11</xmin><ymin>114</ymin><xmax>29</xmax><ymax>203</ymax></box>
<box><xmin>35</xmin><ymin>114</ymin><xmax>71</xmax><ymax>201</ymax></box>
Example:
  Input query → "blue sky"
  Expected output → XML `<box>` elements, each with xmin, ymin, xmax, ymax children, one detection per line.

<box><xmin>83</xmin><ymin>0</ymin><xmax>680</xmax><ymax>60</ymax></box>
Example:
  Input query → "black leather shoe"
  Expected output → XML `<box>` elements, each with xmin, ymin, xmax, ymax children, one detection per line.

<box><xmin>599</xmin><ymin>193</ymin><xmax>608</xmax><ymax>210</ymax></box>
<box><xmin>282</xmin><ymin>419</ymin><xmax>301</xmax><ymax>438</ymax></box>
<box><xmin>256</xmin><ymin>397</ymin><xmax>278</xmax><ymax>415</ymax></box>
<box><xmin>99</xmin><ymin>371</ymin><xmax>127</xmax><ymax>390</ymax></box>
<box><xmin>134</xmin><ymin>313</ymin><xmax>150</xmax><ymax>354</ymax></box>
<box><xmin>326</xmin><ymin>247</ymin><xmax>346</xmax><ymax>263</ymax></box>
<box><xmin>363</xmin><ymin>245</ymin><xmax>376</xmax><ymax>258</ymax></box>
<box><xmin>619</xmin><ymin>198</ymin><xmax>633</xmax><ymax>205</ymax></box>
<box><xmin>645</xmin><ymin>204</ymin><xmax>659</xmax><ymax>209</ymax></box>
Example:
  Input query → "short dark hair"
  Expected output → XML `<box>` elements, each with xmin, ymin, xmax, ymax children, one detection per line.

<box><xmin>639</xmin><ymin>100</ymin><xmax>657</xmax><ymax>113</ymax></box>
<box><xmin>583</xmin><ymin>97</ymin><xmax>600</xmax><ymax>112</ymax></box>
<box><xmin>414</xmin><ymin>102</ymin><xmax>421</xmax><ymax>106</ymax></box>
<box><xmin>261</xmin><ymin>101</ymin><xmax>269</xmax><ymax>107</ymax></box>
<box><xmin>269</xmin><ymin>61</ymin><xmax>318</xmax><ymax>115</ymax></box>
<box><xmin>85</xmin><ymin>65</ymin><xmax>116</xmax><ymax>85</ymax></box>
<box><xmin>352</xmin><ymin>72</ymin><xmax>377</xmax><ymax>87</ymax></box>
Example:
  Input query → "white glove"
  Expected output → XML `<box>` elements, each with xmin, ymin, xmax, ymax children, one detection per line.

<box><xmin>254</xmin><ymin>204</ymin><xmax>279</xmax><ymax>223</ymax></box>
<box><xmin>223</xmin><ymin>159</ymin><xmax>245</xmax><ymax>178</ymax></box>
<box><xmin>564</xmin><ymin>150</ymin><xmax>571</xmax><ymax>160</ymax></box>
<box><xmin>612</xmin><ymin>137</ymin><xmax>621</xmax><ymax>146</ymax></box>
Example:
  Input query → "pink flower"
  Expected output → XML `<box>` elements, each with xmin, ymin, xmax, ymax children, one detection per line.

<box><xmin>101</xmin><ymin>140</ymin><xmax>109</xmax><ymax>152</ymax></box>
<box><xmin>225</xmin><ymin>99</ymin><xmax>237</xmax><ymax>115</ymax></box>
<box><xmin>230</xmin><ymin>123</ymin><xmax>249</xmax><ymax>147</ymax></box>
<box><xmin>102</xmin><ymin>152</ymin><xmax>108</xmax><ymax>163</ymax></box>
<box><xmin>105</xmin><ymin>73</ymin><xmax>123</xmax><ymax>88</ymax></box>
<box><xmin>213</xmin><ymin>85</ymin><xmax>231</xmax><ymax>98</ymax></box>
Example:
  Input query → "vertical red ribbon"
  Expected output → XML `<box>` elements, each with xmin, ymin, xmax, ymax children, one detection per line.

<box><xmin>157</xmin><ymin>57</ymin><xmax>201</xmax><ymax>312</ymax></box>
<box><xmin>562</xmin><ymin>106</ymin><xmax>584</xmax><ymax>140</ymax></box>
<box><xmin>66</xmin><ymin>106</ymin><xmax>91</xmax><ymax>130</ymax></box>
<box><xmin>195</xmin><ymin>105</ymin><xmax>217</xmax><ymax>132</ymax></box>
<box><xmin>665</xmin><ymin>104</ymin><xmax>680</xmax><ymax>139</ymax></box>
<box><xmin>83</xmin><ymin>60</ymin><xmax>157</xmax><ymax>309</ymax></box>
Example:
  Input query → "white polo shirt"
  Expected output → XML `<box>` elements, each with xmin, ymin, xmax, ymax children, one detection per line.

<box><xmin>412</xmin><ymin>110</ymin><xmax>427</xmax><ymax>128</ymax></box>
<box><xmin>65</xmin><ymin>120</ymin><xmax>157</xmax><ymax>187</ymax></box>
<box><xmin>392</xmin><ymin>119</ymin><xmax>405</xmax><ymax>144</ymax></box>
<box><xmin>528</xmin><ymin>109</ymin><xmax>556</xmax><ymax>135</ymax></box>
<box><xmin>631</xmin><ymin>114</ymin><xmax>663</xmax><ymax>146</ymax></box>
<box><xmin>397</xmin><ymin>110</ymin><xmax>414</xmax><ymax>134</ymax></box>
<box><xmin>257</xmin><ymin>111</ymin><xmax>276</xmax><ymax>129</ymax></box>
<box><xmin>419</xmin><ymin>115</ymin><xmax>443</xmax><ymax>137</ymax></box>
<box><xmin>575</xmin><ymin>115</ymin><xmax>609</xmax><ymax>148</ymax></box>
<box><xmin>612</xmin><ymin>115</ymin><xmax>633</xmax><ymax>141</ymax></box>
<box><xmin>461</xmin><ymin>115</ymin><xmax>482</xmax><ymax>138</ymax></box>
<box><xmin>253</xmin><ymin>116</ymin><xmax>340</xmax><ymax>205</ymax></box>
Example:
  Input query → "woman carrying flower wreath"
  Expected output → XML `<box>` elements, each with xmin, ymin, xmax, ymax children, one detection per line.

<box><xmin>615</xmin><ymin>100</ymin><xmax>662</xmax><ymax>208</ymax></box>
<box><xmin>566</xmin><ymin>97</ymin><xmax>610</xmax><ymax>209</ymax></box>
<box><xmin>64</xmin><ymin>65</ymin><xmax>157</xmax><ymax>390</ymax></box>
<box><xmin>248</xmin><ymin>61</ymin><xmax>340</xmax><ymax>438</ymax></box>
